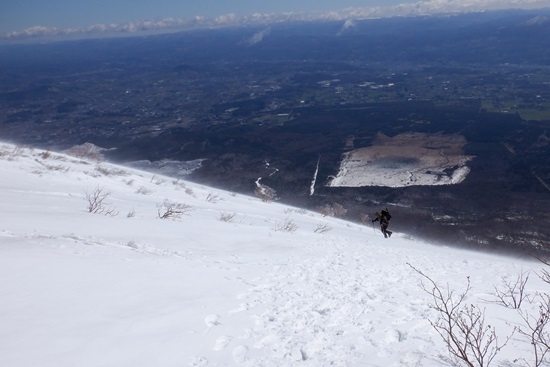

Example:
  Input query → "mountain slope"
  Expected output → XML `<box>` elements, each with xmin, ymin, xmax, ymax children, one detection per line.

<box><xmin>0</xmin><ymin>142</ymin><xmax>546</xmax><ymax>367</ymax></box>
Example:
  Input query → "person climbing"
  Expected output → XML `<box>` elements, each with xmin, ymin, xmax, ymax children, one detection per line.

<box><xmin>372</xmin><ymin>208</ymin><xmax>393</xmax><ymax>238</ymax></box>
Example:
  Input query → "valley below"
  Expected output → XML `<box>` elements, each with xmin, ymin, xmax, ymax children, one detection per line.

<box><xmin>2</xmin><ymin>11</ymin><xmax>550</xmax><ymax>256</ymax></box>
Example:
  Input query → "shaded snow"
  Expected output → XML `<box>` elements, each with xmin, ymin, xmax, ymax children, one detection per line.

<box><xmin>0</xmin><ymin>142</ymin><xmax>546</xmax><ymax>367</ymax></box>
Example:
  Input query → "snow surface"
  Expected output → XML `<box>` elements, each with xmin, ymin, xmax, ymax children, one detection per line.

<box><xmin>0</xmin><ymin>143</ymin><xmax>547</xmax><ymax>367</ymax></box>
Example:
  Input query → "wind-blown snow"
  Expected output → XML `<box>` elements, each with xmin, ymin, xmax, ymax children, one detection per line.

<box><xmin>0</xmin><ymin>142</ymin><xmax>546</xmax><ymax>367</ymax></box>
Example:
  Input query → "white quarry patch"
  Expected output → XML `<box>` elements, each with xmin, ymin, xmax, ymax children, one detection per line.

<box><xmin>328</xmin><ymin>132</ymin><xmax>475</xmax><ymax>188</ymax></box>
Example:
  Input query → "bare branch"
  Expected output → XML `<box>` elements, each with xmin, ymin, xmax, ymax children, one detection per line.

<box><xmin>314</xmin><ymin>223</ymin><xmax>333</xmax><ymax>233</ymax></box>
<box><xmin>206</xmin><ymin>193</ymin><xmax>221</xmax><ymax>203</ymax></box>
<box><xmin>157</xmin><ymin>199</ymin><xmax>193</xmax><ymax>219</ymax></box>
<box><xmin>408</xmin><ymin>263</ymin><xmax>510</xmax><ymax>367</ymax></box>
<box><xmin>540</xmin><ymin>269</ymin><xmax>550</xmax><ymax>286</ymax></box>
<box><xmin>218</xmin><ymin>212</ymin><xmax>236</xmax><ymax>222</ymax></box>
<box><xmin>493</xmin><ymin>270</ymin><xmax>531</xmax><ymax>309</ymax></box>
<box><xmin>272</xmin><ymin>218</ymin><xmax>298</xmax><ymax>233</ymax></box>
<box><xmin>85</xmin><ymin>186</ymin><xmax>110</xmax><ymax>213</ymax></box>
<box><xmin>517</xmin><ymin>293</ymin><xmax>550</xmax><ymax>367</ymax></box>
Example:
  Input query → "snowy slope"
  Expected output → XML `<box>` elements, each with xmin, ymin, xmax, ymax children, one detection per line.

<box><xmin>0</xmin><ymin>143</ymin><xmax>547</xmax><ymax>367</ymax></box>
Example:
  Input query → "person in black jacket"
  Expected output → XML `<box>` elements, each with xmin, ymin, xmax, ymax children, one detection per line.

<box><xmin>372</xmin><ymin>209</ymin><xmax>393</xmax><ymax>238</ymax></box>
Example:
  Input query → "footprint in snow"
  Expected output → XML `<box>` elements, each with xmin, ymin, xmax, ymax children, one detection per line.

<box><xmin>384</xmin><ymin>328</ymin><xmax>406</xmax><ymax>343</ymax></box>
<box><xmin>189</xmin><ymin>356</ymin><xmax>208</xmax><ymax>366</ymax></box>
<box><xmin>232</xmin><ymin>345</ymin><xmax>248</xmax><ymax>363</ymax></box>
<box><xmin>228</xmin><ymin>303</ymin><xmax>248</xmax><ymax>314</ymax></box>
<box><xmin>204</xmin><ymin>314</ymin><xmax>221</xmax><ymax>328</ymax></box>
<box><xmin>213</xmin><ymin>335</ymin><xmax>232</xmax><ymax>351</ymax></box>
<box><xmin>253</xmin><ymin>334</ymin><xmax>278</xmax><ymax>349</ymax></box>
<box><xmin>239</xmin><ymin>328</ymin><xmax>253</xmax><ymax>340</ymax></box>
<box><xmin>0</xmin><ymin>230</ymin><xmax>16</xmax><ymax>237</ymax></box>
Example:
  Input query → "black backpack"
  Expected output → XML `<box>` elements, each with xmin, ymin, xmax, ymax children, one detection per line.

<box><xmin>381</xmin><ymin>209</ymin><xmax>391</xmax><ymax>221</ymax></box>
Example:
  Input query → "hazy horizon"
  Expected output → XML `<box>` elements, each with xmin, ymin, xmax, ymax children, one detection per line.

<box><xmin>3</xmin><ymin>0</ymin><xmax>550</xmax><ymax>41</ymax></box>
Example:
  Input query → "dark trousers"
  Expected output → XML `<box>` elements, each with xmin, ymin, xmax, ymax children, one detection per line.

<box><xmin>381</xmin><ymin>223</ymin><xmax>392</xmax><ymax>238</ymax></box>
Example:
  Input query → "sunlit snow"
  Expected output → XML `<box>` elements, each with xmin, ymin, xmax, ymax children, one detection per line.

<box><xmin>0</xmin><ymin>142</ymin><xmax>546</xmax><ymax>367</ymax></box>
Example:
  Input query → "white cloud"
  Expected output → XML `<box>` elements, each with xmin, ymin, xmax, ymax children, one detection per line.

<box><xmin>3</xmin><ymin>0</ymin><xmax>550</xmax><ymax>41</ymax></box>
<box><xmin>246</xmin><ymin>27</ymin><xmax>271</xmax><ymax>46</ymax></box>
<box><xmin>389</xmin><ymin>0</ymin><xmax>550</xmax><ymax>15</ymax></box>
<box><xmin>338</xmin><ymin>19</ymin><xmax>357</xmax><ymax>35</ymax></box>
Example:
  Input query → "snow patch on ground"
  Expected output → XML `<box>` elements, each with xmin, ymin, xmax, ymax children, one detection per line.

<box><xmin>329</xmin><ymin>132</ymin><xmax>475</xmax><ymax>188</ymax></box>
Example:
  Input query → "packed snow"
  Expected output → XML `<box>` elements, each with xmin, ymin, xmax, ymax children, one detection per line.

<box><xmin>0</xmin><ymin>142</ymin><xmax>547</xmax><ymax>367</ymax></box>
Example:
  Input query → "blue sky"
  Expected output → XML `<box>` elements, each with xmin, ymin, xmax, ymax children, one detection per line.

<box><xmin>1</xmin><ymin>0</ymin><xmax>411</xmax><ymax>33</ymax></box>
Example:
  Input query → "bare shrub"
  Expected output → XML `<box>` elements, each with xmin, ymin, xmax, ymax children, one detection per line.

<box><xmin>136</xmin><ymin>186</ymin><xmax>152</xmax><ymax>195</ymax></box>
<box><xmin>314</xmin><ymin>223</ymin><xmax>333</xmax><ymax>233</ymax></box>
<box><xmin>39</xmin><ymin>151</ymin><xmax>52</xmax><ymax>159</ymax></box>
<box><xmin>157</xmin><ymin>199</ymin><xmax>193</xmax><ymax>219</ymax></box>
<box><xmin>84</xmin><ymin>170</ymin><xmax>102</xmax><ymax>178</ymax></box>
<box><xmin>511</xmin><ymin>257</ymin><xmax>550</xmax><ymax>367</ymax></box>
<box><xmin>206</xmin><ymin>193</ymin><xmax>221</xmax><ymax>203</ymax></box>
<box><xmin>101</xmin><ymin>207</ymin><xmax>119</xmax><ymax>217</ymax></box>
<box><xmin>185</xmin><ymin>187</ymin><xmax>196</xmax><ymax>197</ymax></box>
<box><xmin>44</xmin><ymin>163</ymin><xmax>69</xmax><ymax>172</ymax></box>
<box><xmin>51</xmin><ymin>154</ymin><xmax>69</xmax><ymax>162</ymax></box>
<box><xmin>127</xmin><ymin>209</ymin><xmax>136</xmax><ymax>218</ymax></box>
<box><xmin>538</xmin><ymin>257</ymin><xmax>550</xmax><ymax>285</ymax></box>
<box><xmin>33</xmin><ymin>158</ymin><xmax>69</xmax><ymax>172</ymax></box>
<box><xmin>85</xmin><ymin>186</ymin><xmax>110</xmax><ymax>213</ymax></box>
<box><xmin>150</xmin><ymin>175</ymin><xmax>165</xmax><ymax>185</ymax></box>
<box><xmin>10</xmin><ymin>145</ymin><xmax>24</xmax><ymax>159</ymax></box>
<box><xmin>219</xmin><ymin>212</ymin><xmax>236</xmax><ymax>222</ymax></box>
<box><xmin>125</xmin><ymin>179</ymin><xmax>135</xmax><ymax>186</ymax></box>
<box><xmin>515</xmin><ymin>293</ymin><xmax>550</xmax><ymax>367</ymax></box>
<box><xmin>541</xmin><ymin>269</ymin><xmax>550</xmax><ymax>285</ymax></box>
<box><xmin>285</xmin><ymin>208</ymin><xmax>308</xmax><ymax>215</ymax></box>
<box><xmin>493</xmin><ymin>270</ymin><xmax>531</xmax><ymax>309</ymax></box>
<box><xmin>96</xmin><ymin>164</ymin><xmax>128</xmax><ymax>177</ymax></box>
<box><xmin>409</xmin><ymin>263</ymin><xmax>511</xmax><ymax>367</ymax></box>
<box><xmin>172</xmin><ymin>179</ymin><xmax>186</xmax><ymax>190</ymax></box>
<box><xmin>0</xmin><ymin>145</ymin><xmax>10</xmax><ymax>158</ymax></box>
<box><xmin>84</xmin><ymin>186</ymin><xmax>118</xmax><ymax>216</ymax></box>
<box><xmin>272</xmin><ymin>218</ymin><xmax>298</xmax><ymax>233</ymax></box>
